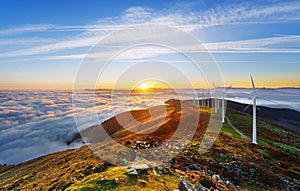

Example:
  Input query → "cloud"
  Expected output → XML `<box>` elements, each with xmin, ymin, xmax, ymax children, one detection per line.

<box><xmin>1</xmin><ymin>88</ymin><xmax>299</xmax><ymax>164</ymax></box>
<box><xmin>0</xmin><ymin>24</ymin><xmax>56</xmax><ymax>36</ymax></box>
<box><xmin>20</xmin><ymin>35</ymin><xmax>300</xmax><ymax>62</ymax></box>
<box><xmin>203</xmin><ymin>35</ymin><xmax>300</xmax><ymax>52</ymax></box>
<box><xmin>1</xmin><ymin>1</ymin><xmax>300</xmax><ymax>58</ymax></box>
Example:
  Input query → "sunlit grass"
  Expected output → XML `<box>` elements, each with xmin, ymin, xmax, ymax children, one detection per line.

<box><xmin>66</xmin><ymin>166</ymin><xmax>179</xmax><ymax>191</ymax></box>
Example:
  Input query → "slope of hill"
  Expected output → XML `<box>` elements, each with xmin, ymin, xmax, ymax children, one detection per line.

<box><xmin>227</xmin><ymin>100</ymin><xmax>300</xmax><ymax>133</ymax></box>
<box><xmin>0</xmin><ymin>100</ymin><xmax>299</xmax><ymax>190</ymax></box>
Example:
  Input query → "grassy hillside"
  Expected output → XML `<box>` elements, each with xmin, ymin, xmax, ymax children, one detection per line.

<box><xmin>0</xmin><ymin>102</ymin><xmax>299</xmax><ymax>190</ymax></box>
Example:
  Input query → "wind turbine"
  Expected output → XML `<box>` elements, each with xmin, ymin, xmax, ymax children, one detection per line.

<box><xmin>212</xmin><ymin>83</ymin><xmax>219</xmax><ymax>113</ymax></box>
<box><xmin>197</xmin><ymin>91</ymin><xmax>200</xmax><ymax>106</ymax></box>
<box><xmin>193</xmin><ymin>90</ymin><xmax>200</xmax><ymax>106</ymax></box>
<box><xmin>193</xmin><ymin>94</ymin><xmax>196</xmax><ymax>105</ymax></box>
<box><xmin>206</xmin><ymin>89</ymin><xmax>210</xmax><ymax>108</ymax></box>
<box><xmin>242</xmin><ymin>75</ymin><xmax>257</xmax><ymax>144</ymax></box>
<box><xmin>221</xmin><ymin>85</ymin><xmax>231</xmax><ymax>123</ymax></box>
<box><xmin>201</xmin><ymin>93</ymin><xmax>204</xmax><ymax>107</ymax></box>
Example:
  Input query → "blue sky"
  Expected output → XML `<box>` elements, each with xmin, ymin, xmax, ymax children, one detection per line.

<box><xmin>0</xmin><ymin>0</ymin><xmax>300</xmax><ymax>89</ymax></box>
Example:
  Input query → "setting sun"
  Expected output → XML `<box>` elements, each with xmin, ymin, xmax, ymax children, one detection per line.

<box><xmin>138</xmin><ymin>82</ymin><xmax>149</xmax><ymax>90</ymax></box>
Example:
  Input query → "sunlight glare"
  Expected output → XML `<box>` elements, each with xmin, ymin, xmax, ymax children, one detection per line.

<box><xmin>139</xmin><ymin>82</ymin><xmax>149</xmax><ymax>90</ymax></box>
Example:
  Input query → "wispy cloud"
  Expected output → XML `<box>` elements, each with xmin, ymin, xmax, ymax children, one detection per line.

<box><xmin>204</xmin><ymin>35</ymin><xmax>300</xmax><ymax>52</ymax></box>
<box><xmin>0</xmin><ymin>38</ymin><xmax>56</xmax><ymax>45</ymax></box>
<box><xmin>0</xmin><ymin>24</ymin><xmax>56</xmax><ymax>36</ymax></box>
<box><xmin>0</xmin><ymin>1</ymin><xmax>300</xmax><ymax>58</ymax></box>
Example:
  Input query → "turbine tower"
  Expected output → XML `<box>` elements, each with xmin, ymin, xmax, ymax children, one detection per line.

<box><xmin>221</xmin><ymin>92</ymin><xmax>225</xmax><ymax>123</ymax></box>
<box><xmin>251</xmin><ymin>75</ymin><xmax>257</xmax><ymax>144</ymax></box>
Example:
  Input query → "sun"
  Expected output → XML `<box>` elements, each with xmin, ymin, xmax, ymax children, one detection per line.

<box><xmin>138</xmin><ymin>82</ymin><xmax>149</xmax><ymax>90</ymax></box>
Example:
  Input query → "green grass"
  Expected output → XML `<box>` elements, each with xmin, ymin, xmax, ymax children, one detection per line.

<box><xmin>66</xmin><ymin>166</ymin><xmax>180</xmax><ymax>191</ymax></box>
<box><xmin>220</xmin><ymin>122</ymin><xmax>242</xmax><ymax>140</ymax></box>
<box><xmin>225</xmin><ymin>110</ymin><xmax>300</xmax><ymax>156</ymax></box>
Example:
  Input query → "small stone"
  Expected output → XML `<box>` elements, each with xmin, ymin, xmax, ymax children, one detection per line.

<box><xmin>212</xmin><ymin>174</ymin><xmax>221</xmax><ymax>182</ymax></box>
<box><xmin>134</xmin><ymin>156</ymin><xmax>141</xmax><ymax>162</ymax></box>
<box><xmin>210</xmin><ymin>159</ymin><xmax>217</xmax><ymax>166</ymax></box>
<box><xmin>127</xmin><ymin>168</ymin><xmax>138</xmax><ymax>175</ymax></box>
<box><xmin>194</xmin><ymin>182</ymin><xmax>209</xmax><ymax>191</ymax></box>
<box><xmin>178</xmin><ymin>177</ymin><xmax>194</xmax><ymax>191</ymax></box>
<box><xmin>188</xmin><ymin>164</ymin><xmax>201</xmax><ymax>171</ymax></box>
<box><xmin>122</xmin><ymin>158</ymin><xmax>128</xmax><ymax>166</ymax></box>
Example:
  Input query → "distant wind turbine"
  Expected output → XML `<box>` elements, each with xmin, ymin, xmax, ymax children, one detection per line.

<box><xmin>201</xmin><ymin>93</ymin><xmax>204</xmax><ymax>107</ymax></box>
<box><xmin>213</xmin><ymin>83</ymin><xmax>218</xmax><ymax>113</ymax></box>
<box><xmin>221</xmin><ymin>85</ymin><xmax>231</xmax><ymax>123</ymax></box>
<box><xmin>193</xmin><ymin>91</ymin><xmax>200</xmax><ymax>106</ymax></box>
<box><xmin>197</xmin><ymin>91</ymin><xmax>200</xmax><ymax>106</ymax></box>
<box><xmin>207</xmin><ymin>89</ymin><xmax>210</xmax><ymax>108</ymax></box>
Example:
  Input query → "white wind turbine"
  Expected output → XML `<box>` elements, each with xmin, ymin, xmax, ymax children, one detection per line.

<box><xmin>201</xmin><ymin>93</ymin><xmax>204</xmax><ymax>107</ymax></box>
<box><xmin>242</xmin><ymin>75</ymin><xmax>257</xmax><ymax>144</ymax></box>
<box><xmin>197</xmin><ymin>91</ymin><xmax>200</xmax><ymax>106</ymax></box>
<box><xmin>193</xmin><ymin>90</ymin><xmax>200</xmax><ymax>106</ymax></box>
<box><xmin>221</xmin><ymin>85</ymin><xmax>231</xmax><ymax>123</ymax></box>
<box><xmin>212</xmin><ymin>83</ymin><xmax>218</xmax><ymax>113</ymax></box>
<box><xmin>212</xmin><ymin>83</ymin><xmax>231</xmax><ymax>123</ymax></box>
<box><xmin>206</xmin><ymin>89</ymin><xmax>210</xmax><ymax>108</ymax></box>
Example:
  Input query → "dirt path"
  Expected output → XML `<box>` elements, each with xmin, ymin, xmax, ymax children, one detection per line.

<box><xmin>225</xmin><ymin>117</ymin><xmax>251</xmax><ymax>141</ymax></box>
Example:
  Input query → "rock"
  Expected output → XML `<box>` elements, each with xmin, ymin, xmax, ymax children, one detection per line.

<box><xmin>92</xmin><ymin>164</ymin><xmax>100</xmax><ymax>171</ymax></box>
<box><xmin>157</xmin><ymin>166</ymin><xmax>164</xmax><ymax>173</ymax></box>
<box><xmin>210</xmin><ymin>159</ymin><xmax>217</xmax><ymax>166</ymax></box>
<box><xmin>128</xmin><ymin>164</ymin><xmax>149</xmax><ymax>174</ymax></box>
<box><xmin>127</xmin><ymin>168</ymin><xmax>138</xmax><ymax>175</ymax></box>
<box><xmin>234</xmin><ymin>156</ymin><xmax>243</xmax><ymax>162</ymax></box>
<box><xmin>153</xmin><ymin>165</ymin><xmax>166</xmax><ymax>175</ymax></box>
<box><xmin>220</xmin><ymin>153</ymin><xmax>226</xmax><ymax>160</ymax></box>
<box><xmin>182</xmin><ymin>166</ymin><xmax>189</xmax><ymax>171</ymax></box>
<box><xmin>194</xmin><ymin>182</ymin><xmax>209</xmax><ymax>191</ymax></box>
<box><xmin>249</xmin><ymin>167</ymin><xmax>256</xmax><ymax>175</ymax></box>
<box><xmin>114</xmin><ymin>178</ymin><xmax>120</xmax><ymax>183</ymax></box>
<box><xmin>216</xmin><ymin>183</ymin><xmax>227</xmax><ymax>190</ymax></box>
<box><xmin>207</xmin><ymin>170</ymin><xmax>214</xmax><ymax>176</ymax></box>
<box><xmin>134</xmin><ymin>156</ymin><xmax>141</xmax><ymax>162</ymax></box>
<box><xmin>122</xmin><ymin>158</ymin><xmax>128</xmax><ymax>166</ymax></box>
<box><xmin>189</xmin><ymin>164</ymin><xmax>201</xmax><ymax>171</ymax></box>
<box><xmin>178</xmin><ymin>177</ymin><xmax>194</xmax><ymax>191</ymax></box>
<box><xmin>234</xmin><ymin>168</ymin><xmax>244</xmax><ymax>176</ymax></box>
<box><xmin>165</xmin><ymin>163</ymin><xmax>171</xmax><ymax>168</ymax></box>
<box><xmin>212</xmin><ymin>174</ymin><xmax>221</xmax><ymax>182</ymax></box>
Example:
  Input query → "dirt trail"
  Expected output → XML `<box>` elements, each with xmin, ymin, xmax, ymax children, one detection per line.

<box><xmin>226</xmin><ymin>117</ymin><xmax>251</xmax><ymax>141</ymax></box>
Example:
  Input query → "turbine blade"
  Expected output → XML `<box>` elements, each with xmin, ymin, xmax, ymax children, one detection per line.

<box><xmin>213</xmin><ymin>82</ymin><xmax>216</xmax><ymax>88</ymax></box>
<box><xmin>242</xmin><ymin>98</ymin><xmax>255</xmax><ymax>112</ymax></box>
<box><xmin>225</xmin><ymin>85</ymin><xmax>232</xmax><ymax>93</ymax></box>
<box><xmin>250</xmin><ymin>75</ymin><xmax>256</xmax><ymax>89</ymax></box>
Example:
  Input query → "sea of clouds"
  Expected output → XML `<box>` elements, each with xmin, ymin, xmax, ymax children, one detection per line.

<box><xmin>0</xmin><ymin>88</ymin><xmax>299</xmax><ymax>164</ymax></box>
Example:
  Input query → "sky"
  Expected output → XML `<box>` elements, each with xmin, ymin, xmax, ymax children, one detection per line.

<box><xmin>0</xmin><ymin>0</ymin><xmax>300</xmax><ymax>90</ymax></box>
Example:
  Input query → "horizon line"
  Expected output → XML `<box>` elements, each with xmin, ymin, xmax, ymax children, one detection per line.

<box><xmin>1</xmin><ymin>86</ymin><xmax>300</xmax><ymax>91</ymax></box>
